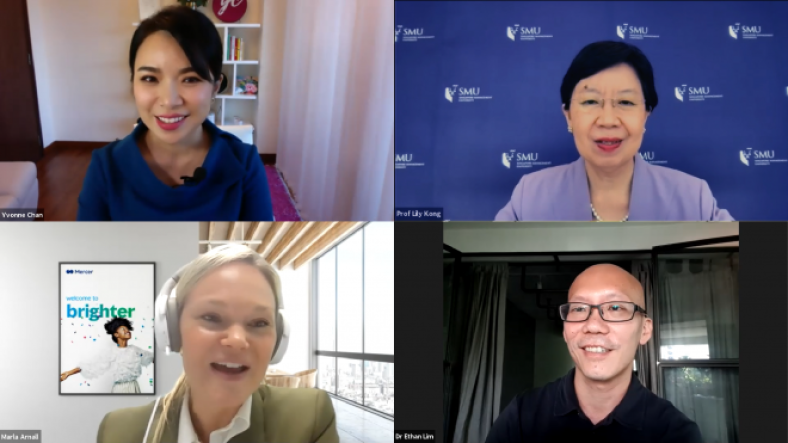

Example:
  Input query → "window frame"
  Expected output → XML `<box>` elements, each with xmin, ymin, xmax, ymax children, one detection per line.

<box><xmin>650</xmin><ymin>240</ymin><xmax>739</xmax><ymax>398</ymax></box>
<box><xmin>311</xmin><ymin>223</ymin><xmax>394</xmax><ymax>418</ymax></box>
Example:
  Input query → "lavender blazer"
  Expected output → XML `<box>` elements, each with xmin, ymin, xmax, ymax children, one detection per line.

<box><xmin>495</xmin><ymin>155</ymin><xmax>734</xmax><ymax>221</ymax></box>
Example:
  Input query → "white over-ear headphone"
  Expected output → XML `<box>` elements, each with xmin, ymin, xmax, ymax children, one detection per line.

<box><xmin>153</xmin><ymin>260</ymin><xmax>290</xmax><ymax>365</ymax></box>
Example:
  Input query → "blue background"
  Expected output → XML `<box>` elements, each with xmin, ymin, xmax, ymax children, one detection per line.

<box><xmin>395</xmin><ymin>1</ymin><xmax>788</xmax><ymax>220</ymax></box>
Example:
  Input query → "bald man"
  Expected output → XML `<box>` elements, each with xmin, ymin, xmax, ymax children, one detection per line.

<box><xmin>486</xmin><ymin>264</ymin><xmax>702</xmax><ymax>443</ymax></box>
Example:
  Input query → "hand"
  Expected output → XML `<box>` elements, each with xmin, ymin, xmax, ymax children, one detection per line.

<box><xmin>60</xmin><ymin>371</ymin><xmax>70</xmax><ymax>382</ymax></box>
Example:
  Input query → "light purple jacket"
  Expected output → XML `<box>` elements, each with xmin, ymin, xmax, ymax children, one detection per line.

<box><xmin>495</xmin><ymin>155</ymin><xmax>734</xmax><ymax>221</ymax></box>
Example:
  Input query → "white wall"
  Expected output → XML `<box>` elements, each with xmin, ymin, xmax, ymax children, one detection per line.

<box><xmin>25</xmin><ymin>0</ymin><xmax>267</xmax><ymax>147</ymax></box>
<box><xmin>0</xmin><ymin>222</ymin><xmax>198</xmax><ymax>443</ymax></box>
<box><xmin>26</xmin><ymin>0</ymin><xmax>55</xmax><ymax>147</ymax></box>
<box><xmin>444</xmin><ymin>222</ymin><xmax>739</xmax><ymax>253</ymax></box>
<box><xmin>268</xmin><ymin>263</ymin><xmax>311</xmax><ymax>374</ymax></box>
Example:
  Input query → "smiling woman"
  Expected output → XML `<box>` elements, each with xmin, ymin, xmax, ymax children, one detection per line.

<box><xmin>76</xmin><ymin>6</ymin><xmax>274</xmax><ymax>221</ymax></box>
<box><xmin>495</xmin><ymin>41</ymin><xmax>734</xmax><ymax>222</ymax></box>
<box><xmin>96</xmin><ymin>245</ymin><xmax>339</xmax><ymax>443</ymax></box>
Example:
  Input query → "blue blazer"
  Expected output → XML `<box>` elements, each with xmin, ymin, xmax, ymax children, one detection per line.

<box><xmin>77</xmin><ymin>120</ymin><xmax>274</xmax><ymax>221</ymax></box>
<box><xmin>495</xmin><ymin>155</ymin><xmax>734</xmax><ymax>221</ymax></box>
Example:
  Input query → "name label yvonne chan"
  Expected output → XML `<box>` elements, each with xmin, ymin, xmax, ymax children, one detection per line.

<box><xmin>0</xmin><ymin>209</ymin><xmax>44</xmax><ymax>220</ymax></box>
<box><xmin>395</xmin><ymin>208</ymin><xmax>443</xmax><ymax>221</ymax></box>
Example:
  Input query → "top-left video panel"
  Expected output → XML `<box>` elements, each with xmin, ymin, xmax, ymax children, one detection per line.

<box><xmin>1</xmin><ymin>0</ymin><xmax>393</xmax><ymax>222</ymax></box>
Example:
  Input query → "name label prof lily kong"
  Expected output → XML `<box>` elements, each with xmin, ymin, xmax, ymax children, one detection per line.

<box><xmin>395</xmin><ymin>208</ymin><xmax>443</xmax><ymax>221</ymax></box>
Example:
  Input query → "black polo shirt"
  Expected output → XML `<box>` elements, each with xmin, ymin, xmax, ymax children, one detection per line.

<box><xmin>486</xmin><ymin>368</ymin><xmax>703</xmax><ymax>443</ymax></box>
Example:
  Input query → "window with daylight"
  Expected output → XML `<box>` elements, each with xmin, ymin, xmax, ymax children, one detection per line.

<box><xmin>314</xmin><ymin>223</ymin><xmax>394</xmax><ymax>417</ymax></box>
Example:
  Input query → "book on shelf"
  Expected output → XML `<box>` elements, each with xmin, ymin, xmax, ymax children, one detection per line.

<box><xmin>226</xmin><ymin>36</ymin><xmax>244</xmax><ymax>61</ymax></box>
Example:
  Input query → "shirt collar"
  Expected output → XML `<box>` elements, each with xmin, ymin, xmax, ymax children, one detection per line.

<box><xmin>554</xmin><ymin>367</ymin><xmax>647</xmax><ymax>430</ymax></box>
<box><xmin>178</xmin><ymin>389</ymin><xmax>252</xmax><ymax>443</ymax></box>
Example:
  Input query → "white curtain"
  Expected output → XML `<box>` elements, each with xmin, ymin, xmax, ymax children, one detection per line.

<box><xmin>267</xmin><ymin>0</ymin><xmax>394</xmax><ymax>221</ymax></box>
<box><xmin>660</xmin><ymin>256</ymin><xmax>739</xmax><ymax>443</ymax></box>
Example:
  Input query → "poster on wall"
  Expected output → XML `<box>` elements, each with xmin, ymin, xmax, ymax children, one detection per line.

<box><xmin>59</xmin><ymin>262</ymin><xmax>156</xmax><ymax>395</ymax></box>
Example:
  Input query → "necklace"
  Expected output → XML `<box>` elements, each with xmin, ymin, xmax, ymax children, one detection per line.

<box><xmin>590</xmin><ymin>203</ymin><xmax>629</xmax><ymax>222</ymax></box>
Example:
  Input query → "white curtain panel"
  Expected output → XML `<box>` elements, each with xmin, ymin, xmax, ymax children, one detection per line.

<box><xmin>271</xmin><ymin>0</ymin><xmax>394</xmax><ymax>221</ymax></box>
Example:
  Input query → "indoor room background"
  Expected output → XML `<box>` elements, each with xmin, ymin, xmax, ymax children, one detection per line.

<box><xmin>0</xmin><ymin>221</ymin><xmax>394</xmax><ymax>443</ymax></box>
<box><xmin>443</xmin><ymin>222</ymin><xmax>740</xmax><ymax>443</ymax></box>
<box><xmin>1</xmin><ymin>0</ymin><xmax>393</xmax><ymax>221</ymax></box>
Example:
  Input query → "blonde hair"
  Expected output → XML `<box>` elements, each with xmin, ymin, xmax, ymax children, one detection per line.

<box><xmin>149</xmin><ymin>244</ymin><xmax>282</xmax><ymax>443</ymax></box>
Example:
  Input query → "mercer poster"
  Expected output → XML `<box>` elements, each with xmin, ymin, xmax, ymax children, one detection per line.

<box><xmin>59</xmin><ymin>263</ymin><xmax>155</xmax><ymax>395</ymax></box>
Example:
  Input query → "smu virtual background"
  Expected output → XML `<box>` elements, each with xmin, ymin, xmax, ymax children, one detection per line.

<box><xmin>394</xmin><ymin>1</ymin><xmax>788</xmax><ymax>220</ymax></box>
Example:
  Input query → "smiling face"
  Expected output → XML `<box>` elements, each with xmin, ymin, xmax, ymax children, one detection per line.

<box><xmin>563</xmin><ymin>264</ymin><xmax>652</xmax><ymax>383</ymax></box>
<box><xmin>179</xmin><ymin>262</ymin><xmax>277</xmax><ymax>406</ymax></box>
<box><xmin>114</xmin><ymin>325</ymin><xmax>132</xmax><ymax>341</ymax></box>
<box><xmin>563</xmin><ymin>64</ymin><xmax>650</xmax><ymax>171</ymax></box>
<box><xmin>132</xmin><ymin>31</ymin><xmax>220</xmax><ymax>146</ymax></box>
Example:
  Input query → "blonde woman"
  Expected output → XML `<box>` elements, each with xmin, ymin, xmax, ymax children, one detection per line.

<box><xmin>96</xmin><ymin>244</ymin><xmax>339</xmax><ymax>443</ymax></box>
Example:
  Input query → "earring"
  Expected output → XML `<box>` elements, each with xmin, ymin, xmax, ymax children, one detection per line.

<box><xmin>644</xmin><ymin>128</ymin><xmax>647</xmax><ymax>133</ymax></box>
<box><xmin>568</xmin><ymin>126</ymin><xmax>573</xmax><ymax>133</ymax></box>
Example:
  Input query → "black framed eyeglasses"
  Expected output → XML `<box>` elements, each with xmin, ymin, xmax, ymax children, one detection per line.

<box><xmin>559</xmin><ymin>301</ymin><xmax>647</xmax><ymax>322</ymax></box>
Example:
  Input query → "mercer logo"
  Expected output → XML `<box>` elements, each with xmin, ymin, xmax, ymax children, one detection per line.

<box><xmin>66</xmin><ymin>269</ymin><xmax>93</xmax><ymax>275</ymax></box>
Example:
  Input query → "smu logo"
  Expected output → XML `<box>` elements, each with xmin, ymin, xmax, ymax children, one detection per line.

<box><xmin>503</xmin><ymin>150</ymin><xmax>550</xmax><ymax>169</ymax></box>
<box><xmin>674</xmin><ymin>84</ymin><xmax>722</xmax><ymax>102</ymax></box>
<box><xmin>617</xmin><ymin>23</ymin><xmax>659</xmax><ymax>40</ymax></box>
<box><xmin>639</xmin><ymin>151</ymin><xmax>668</xmax><ymax>165</ymax></box>
<box><xmin>739</xmin><ymin>147</ymin><xmax>785</xmax><ymax>166</ymax></box>
<box><xmin>66</xmin><ymin>269</ymin><xmax>93</xmax><ymax>275</ymax></box>
<box><xmin>395</xmin><ymin>153</ymin><xmax>424</xmax><ymax>170</ymax></box>
<box><xmin>395</xmin><ymin>25</ymin><xmax>433</xmax><ymax>43</ymax></box>
<box><xmin>728</xmin><ymin>23</ymin><xmax>773</xmax><ymax>40</ymax></box>
<box><xmin>445</xmin><ymin>85</ymin><xmax>492</xmax><ymax>103</ymax></box>
<box><xmin>506</xmin><ymin>24</ymin><xmax>552</xmax><ymax>41</ymax></box>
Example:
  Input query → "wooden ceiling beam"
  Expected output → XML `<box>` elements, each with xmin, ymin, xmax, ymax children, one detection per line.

<box><xmin>277</xmin><ymin>222</ymin><xmax>335</xmax><ymax>269</ymax></box>
<box><xmin>293</xmin><ymin>222</ymin><xmax>361</xmax><ymax>270</ymax></box>
<box><xmin>244</xmin><ymin>222</ymin><xmax>261</xmax><ymax>242</ymax></box>
<box><xmin>266</xmin><ymin>223</ymin><xmax>309</xmax><ymax>267</ymax></box>
<box><xmin>258</xmin><ymin>222</ymin><xmax>285</xmax><ymax>255</ymax></box>
<box><xmin>207</xmin><ymin>222</ymin><xmax>215</xmax><ymax>250</ymax></box>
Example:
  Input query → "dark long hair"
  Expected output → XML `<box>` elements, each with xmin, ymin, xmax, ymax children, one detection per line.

<box><xmin>104</xmin><ymin>317</ymin><xmax>134</xmax><ymax>344</ymax></box>
<box><xmin>129</xmin><ymin>5</ymin><xmax>224</xmax><ymax>84</ymax></box>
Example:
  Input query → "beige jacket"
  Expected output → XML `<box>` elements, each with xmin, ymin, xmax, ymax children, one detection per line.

<box><xmin>96</xmin><ymin>385</ymin><xmax>339</xmax><ymax>443</ymax></box>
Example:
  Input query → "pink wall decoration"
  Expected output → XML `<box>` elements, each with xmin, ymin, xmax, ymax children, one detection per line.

<box><xmin>213</xmin><ymin>0</ymin><xmax>247</xmax><ymax>23</ymax></box>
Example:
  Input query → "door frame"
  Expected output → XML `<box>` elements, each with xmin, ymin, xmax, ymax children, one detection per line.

<box><xmin>3</xmin><ymin>0</ymin><xmax>44</xmax><ymax>160</ymax></box>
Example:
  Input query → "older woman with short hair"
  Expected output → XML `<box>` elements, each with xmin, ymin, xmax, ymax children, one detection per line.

<box><xmin>495</xmin><ymin>41</ymin><xmax>733</xmax><ymax>221</ymax></box>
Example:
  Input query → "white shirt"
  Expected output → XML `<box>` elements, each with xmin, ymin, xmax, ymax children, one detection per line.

<box><xmin>178</xmin><ymin>390</ymin><xmax>252</xmax><ymax>443</ymax></box>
